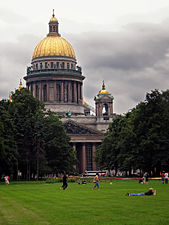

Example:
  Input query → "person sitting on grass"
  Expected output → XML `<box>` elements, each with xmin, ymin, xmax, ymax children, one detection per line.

<box><xmin>126</xmin><ymin>188</ymin><xmax>156</xmax><ymax>196</ymax></box>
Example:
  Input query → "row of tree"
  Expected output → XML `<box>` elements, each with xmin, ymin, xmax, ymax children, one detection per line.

<box><xmin>96</xmin><ymin>89</ymin><xmax>169</xmax><ymax>176</ymax></box>
<box><xmin>0</xmin><ymin>88</ymin><xmax>76</xmax><ymax>180</ymax></box>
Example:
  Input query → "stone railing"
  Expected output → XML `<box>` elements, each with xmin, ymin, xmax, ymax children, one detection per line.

<box><xmin>27</xmin><ymin>66</ymin><xmax>82</xmax><ymax>76</ymax></box>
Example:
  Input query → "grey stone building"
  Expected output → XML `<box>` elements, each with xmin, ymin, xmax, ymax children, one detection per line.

<box><xmin>24</xmin><ymin>12</ymin><xmax>115</xmax><ymax>173</ymax></box>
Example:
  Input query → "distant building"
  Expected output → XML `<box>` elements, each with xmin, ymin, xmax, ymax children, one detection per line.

<box><xmin>24</xmin><ymin>11</ymin><xmax>116</xmax><ymax>173</ymax></box>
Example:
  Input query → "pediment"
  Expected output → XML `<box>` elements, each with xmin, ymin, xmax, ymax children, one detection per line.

<box><xmin>63</xmin><ymin>120</ymin><xmax>102</xmax><ymax>135</ymax></box>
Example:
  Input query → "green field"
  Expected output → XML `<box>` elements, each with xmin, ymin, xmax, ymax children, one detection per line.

<box><xmin>0</xmin><ymin>180</ymin><xmax>168</xmax><ymax>225</ymax></box>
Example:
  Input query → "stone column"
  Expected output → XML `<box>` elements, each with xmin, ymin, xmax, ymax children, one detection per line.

<box><xmin>33</xmin><ymin>83</ymin><xmax>36</xmax><ymax>98</ymax></box>
<box><xmin>96</xmin><ymin>103</ymin><xmax>98</xmax><ymax>116</ymax></box>
<box><xmin>74</xmin><ymin>82</ymin><xmax>77</xmax><ymax>103</ymax></box>
<box><xmin>82</xmin><ymin>144</ymin><xmax>86</xmax><ymax>173</ymax></box>
<box><xmin>110</xmin><ymin>102</ymin><xmax>113</xmax><ymax>115</ymax></box>
<box><xmin>92</xmin><ymin>144</ymin><xmax>97</xmax><ymax>171</ymax></box>
<box><xmin>78</xmin><ymin>83</ymin><xmax>81</xmax><ymax>104</ymax></box>
<box><xmin>80</xmin><ymin>84</ymin><xmax>83</xmax><ymax>100</ymax></box>
<box><xmin>73</xmin><ymin>143</ymin><xmax>77</xmax><ymax>170</ymax></box>
<box><xmin>100</xmin><ymin>104</ymin><xmax>103</xmax><ymax>116</ymax></box>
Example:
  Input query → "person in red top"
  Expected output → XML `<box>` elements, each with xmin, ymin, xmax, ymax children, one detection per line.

<box><xmin>161</xmin><ymin>171</ymin><xmax>165</xmax><ymax>184</ymax></box>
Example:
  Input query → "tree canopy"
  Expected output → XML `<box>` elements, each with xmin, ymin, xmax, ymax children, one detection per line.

<box><xmin>0</xmin><ymin>88</ymin><xmax>76</xmax><ymax>180</ymax></box>
<box><xmin>96</xmin><ymin>89</ymin><xmax>169</xmax><ymax>176</ymax></box>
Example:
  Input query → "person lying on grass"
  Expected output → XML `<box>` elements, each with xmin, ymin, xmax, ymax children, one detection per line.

<box><xmin>126</xmin><ymin>188</ymin><xmax>156</xmax><ymax>196</ymax></box>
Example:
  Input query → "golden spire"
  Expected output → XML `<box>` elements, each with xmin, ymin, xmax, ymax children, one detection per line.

<box><xmin>49</xmin><ymin>9</ymin><xmax>58</xmax><ymax>22</ymax></box>
<box><xmin>99</xmin><ymin>81</ymin><xmax>109</xmax><ymax>94</ymax></box>
<box><xmin>52</xmin><ymin>9</ymin><xmax>55</xmax><ymax>18</ymax></box>
<box><xmin>102</xmin><ymin>80</ymin><xmax>105</xmax><ymax>90</ymax></box>
<box><xmin>18</xmin><ymin>79</ymin><xmax>22</xmax><ymax>91</ymax></box>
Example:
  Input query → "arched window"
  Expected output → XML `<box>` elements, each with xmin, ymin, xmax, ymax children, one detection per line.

<box><xmin>67</xmin><ymin>63</ymin><xmax>70</xmax><ymax>70</ymax></box>
<box><xmin>102</xmin><ymin>103</ymin><xmax>108</xmax><ymax>115</ymax></box>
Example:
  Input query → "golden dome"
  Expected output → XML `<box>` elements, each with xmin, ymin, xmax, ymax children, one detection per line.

<box><xmin>32</xmin><ymin>36</ymin><xmax>76</xmax><ymax>59</ymax></box>
<box><xmin>50</xmin><ymin>17</ymin><xmax>58</xmax><ymax>22</ymax></box>
<box><xmin>99</xmin><ymin>81</ymin><xmax>109</xmax><ymax>94</ymax></box>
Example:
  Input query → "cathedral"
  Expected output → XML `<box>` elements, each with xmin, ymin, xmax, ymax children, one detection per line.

<box><xmin>24</xmin><ymin>11</ymin><xmax>115</xmax><ymax>173</ymax></box>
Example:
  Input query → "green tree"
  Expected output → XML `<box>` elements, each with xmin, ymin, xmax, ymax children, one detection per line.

<box><xmin>9</xmin><ymin>88</ymin><xmax>46</xmax><ymax>180</ymax></box>
<box><xmin>44</xmin><ymin>112</ymin><xmax>76</xmax><ymax>174</ymax></box>
<box><xmin>0</xmin><ymin>100</ymin><xmax>18</xmax><ymax>178</ymax></box>
<box><xmin>96</xmin><ymin>89</ymin><xmax>169</xmax><ymax>176</ymax></box>
<box><xmin>96</xmin><ymin>115</ymin><xmax>125</xmax><ymax>175</ymax></box>
<box><xmin>133</xmin><ymin>90</ymin><xmax>169</xmax><ymax>175</ymax></box>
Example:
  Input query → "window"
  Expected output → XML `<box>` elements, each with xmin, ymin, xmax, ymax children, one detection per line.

<box><xmin>62</xmin><ymin>62</ymin><xmax>65</xmax><ymax>69</ymax></box>
<box><xmin>51</xmin><ymin>62</ymin><xmax>54</xmax><ymax>68</ymax></box>
<box><xmin>50</xmin><ymin>26</ymin><xmax>52</xmax><ymax>32</ymax></box>
<box><xmin>40</xmin><ymin>63</ymin><xmax>43</xmax><ymax>69</ymax></box>
<box><xmin>36</xmin><ymin>64</ymin><xmax>38</xmax><ymax>69</ymax></box>
<box><xmin>53</xmin><ymin>26</ymin><xmax>56</xmax><ymax>32</ymax></box>
<box><xmin>102</xmin><ymin>103</ymin><xmax>108</xmax><ymax>115</ymax></box>
<box><xmin>56</xmin><ymin>62</ymin><xmax>59</xmax><ymax>69</ymax></box>
<box><xmin>67</xmin><ymin>63</ymin><xmax>70</xmax><ymax>69</ymax></box>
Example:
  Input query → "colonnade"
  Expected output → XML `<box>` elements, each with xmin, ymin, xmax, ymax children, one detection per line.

<box><xmin>72</xmin><ymin>143</ymin><xmax>97</xmax><ymax>173</ymax></box>
<box><xmin>28</xmin><ymin>80</ymin><xmax>83</xmax><ymax>104</ymax></box>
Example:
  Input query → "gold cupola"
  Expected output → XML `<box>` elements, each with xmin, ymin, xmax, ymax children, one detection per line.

<box><xmin>49</xmin><ymin>9</ymin><xmax>58</xmax><ymax>22</ymax></box>
<box><xmin>32</xmin><ymin>10</ymin><xmax>76</xmax><ymax>60</ymax></box>
<box><xmin>99</xmin><ymin>81</ymin><xmax>109</xmax><ymax>94</ymax></box>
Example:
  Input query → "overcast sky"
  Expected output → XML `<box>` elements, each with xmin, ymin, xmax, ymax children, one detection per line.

<box><xmin>1</xmin><ymin>0</ymin><xmax>169</xmax><ymax>114</ymax></box>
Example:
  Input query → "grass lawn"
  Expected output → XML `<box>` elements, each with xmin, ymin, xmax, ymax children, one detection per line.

<box><xmin>0</xmin><ymin>180</ymin><xmax>169</xmax><ymax>225</ymax></box>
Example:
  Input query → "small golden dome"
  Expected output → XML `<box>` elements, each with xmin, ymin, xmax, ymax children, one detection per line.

<box><xmin>50</xmin><ymin>17</ymin><xmax>58</xmax><ymax>22</ymax></box>
<box><xmin>32</xmin><ymin>36</ymin><xmax>76</xmax><ymax>59</ymax></box>
<box><xmin>99</xmin><ymin>81</ymin><xmax>109</xmax><ymax>94</ymax></box>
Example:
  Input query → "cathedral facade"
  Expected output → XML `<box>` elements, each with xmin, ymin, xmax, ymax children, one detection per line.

<box><xmin>24</xmin><ymin>12</ymin><xmax>115</xmax><ymax>173</ymax></box>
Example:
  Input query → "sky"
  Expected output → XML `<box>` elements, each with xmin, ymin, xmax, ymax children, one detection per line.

<box><xmin>1</xmin><ymin>0</ymin><xmax>169</xmax><ymax>114</ymax></box>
